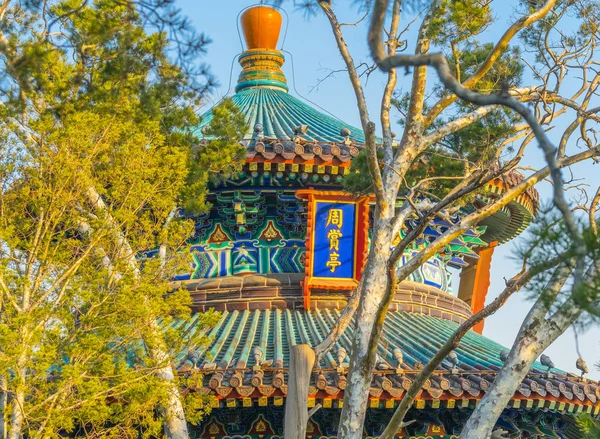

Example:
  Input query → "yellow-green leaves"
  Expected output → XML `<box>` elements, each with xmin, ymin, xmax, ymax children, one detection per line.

<box><xmin>0</xmin><ymin>1</ymin><xmax>223</xmax><ymax>436</ymax></box>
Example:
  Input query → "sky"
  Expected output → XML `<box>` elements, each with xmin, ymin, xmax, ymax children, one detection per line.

<box><xmin>179</xmin><ymin>0</ymin><xmax>600</xmax><ymax>379</ymax></box>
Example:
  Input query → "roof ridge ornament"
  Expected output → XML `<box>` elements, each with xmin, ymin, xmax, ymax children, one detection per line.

<box><xmin>340</xmin><ymin>127</ymin><xmax>352</xmax><ymax>146</ymax></box>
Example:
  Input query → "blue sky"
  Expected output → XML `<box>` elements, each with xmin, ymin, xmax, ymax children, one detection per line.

<box><xmin>181</xmin><ymin>0</ymin><xmax>599</xmax><ymax>379</ymax></box>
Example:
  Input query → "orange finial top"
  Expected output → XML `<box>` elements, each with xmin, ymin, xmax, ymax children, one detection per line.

<box><xmin>240</xmin><ymin>5</ymin><xmax>282</xmax><ymax>50</ymax></box>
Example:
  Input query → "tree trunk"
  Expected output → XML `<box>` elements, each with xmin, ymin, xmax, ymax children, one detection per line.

<box><xmin>8</xmin><ymin>388</ymin><xmax>24</xmax><ymax>439</ymax></box>
<box><xmin>337</xmin><ymin>224</ymin><xmax>394</xmax><ymax>439</ymax></box>
<box><xmin>460</xmin><ymin>328</ymin><xmax>545</xmax><ymax>438</ymax></box>
<box><xmin>284</xmin><ymin>344</ymin><xmax>316</xmax><ymax>439</ymax></box>
<box><xmin>0</xmin><ymin>374</ymin><xmax>6</xmax><ymax>439</ymax></box>
<box><xmin>147</xmin><ymin>321</ymin><xmax>189</xmax><ymax>439</ymax></box>
<box><xmin>460</xmin><ymin>293</ymin><xmax>582</xmax><ymax>439</ymax></box>
<box><xmin>160</xmin><ymin>366</ymin><xmax>190</xmax><ymax>439</ymax></box>
<box><xmin>8</xmin><ymin>347</ymin><xmax>28</xmax><ymax>439</ymax></box>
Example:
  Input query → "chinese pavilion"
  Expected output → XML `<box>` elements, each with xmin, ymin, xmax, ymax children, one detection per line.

<box><xmin>174</xmin><ymin>5</ymin><xmax>599</xmax><ymax>438</ymax></box>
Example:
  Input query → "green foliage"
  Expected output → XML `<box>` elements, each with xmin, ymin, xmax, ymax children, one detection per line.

<box><xmin>418</xmin><ymin>45</ymin><xmax>522</xmax><ymax>194</ymax></box>
<box><xmin>182</xmin><ymin>99</ymin><xmax>248</xmax><ymax>214</ymax></box>
<box><xmin>0</xmin><ymin>0</ymin><xmax>244</xmax><ymax>437</ymax></box>
<box><xmin>427</xmin><ymin>0</ymin><xmax>492</xmax><ymax>45</ymax></box>
<box><xmin>343</xmin><ymin>149</ymin><xmax>383</xmax><ymax>195</ymax></box>
<box><xmin>447</xmin><ymin>43</ymin><xmax>523</xmax><ymax>92</ymax></box>
<box><xmin>577</xmin><ymin>413</ymin><xmax>600</xmax><ymax>438</ymax></box>
<box><xmin>343</xmin><ymin>146</ymin><xmax>482</xmax><ymax>201</ymax></box>
<box><xmin>343</xmin><ymin>146</ymin><xmax>462</xmax><ymax>197</ymax></box>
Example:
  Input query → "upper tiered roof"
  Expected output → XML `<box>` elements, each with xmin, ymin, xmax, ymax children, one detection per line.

<box><xmin>198</xmin><ymin>87</ymin><xmax>366</xmax><ymax>143</ymax></box>
<box><xmin>196</xmin><ymin>5</ymin><xmax>364</xmax><ymax>144</ymax></box>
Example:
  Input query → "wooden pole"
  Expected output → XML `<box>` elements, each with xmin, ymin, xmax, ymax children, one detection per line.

<box><xmin>284</xmin><ymin>344</ymin><xmax>316</xmax><ymax>439</ymax></box>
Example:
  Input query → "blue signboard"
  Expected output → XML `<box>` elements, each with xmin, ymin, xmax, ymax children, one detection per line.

<box><xmin>311</xmin><ymin>201</ymin><xmax>356</xmax><ymax>279</ymax></box>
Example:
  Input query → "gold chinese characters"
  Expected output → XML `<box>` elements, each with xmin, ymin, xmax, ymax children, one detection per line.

<box><xmin>325</xmin><ymin>208</ymin><xmax>343</xmax><ymax>273</ymax></box>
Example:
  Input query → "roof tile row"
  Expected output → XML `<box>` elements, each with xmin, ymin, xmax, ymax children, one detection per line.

<box><xmin>175</xmin><ymin>309</ymin><xmax>598</xmax><ymax>407</ymax></box>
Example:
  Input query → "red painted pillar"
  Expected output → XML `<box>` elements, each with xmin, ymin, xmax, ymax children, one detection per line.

<box><xmin>458</xmin><ymin>242</ymin><xmax>498</xmax><ymax>334</ymax></box>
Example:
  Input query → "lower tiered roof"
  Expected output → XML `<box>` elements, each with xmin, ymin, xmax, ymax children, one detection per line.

<box><xmin>176</xmin><ymin>308</ymin><xmax>599</xmax><ymax>414</ymax></box>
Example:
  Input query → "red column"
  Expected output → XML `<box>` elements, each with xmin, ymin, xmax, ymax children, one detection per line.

<box><xmin>458</xmin><ymin>242</ymin><xmax>497</xmax><ymax>334</ymax></box>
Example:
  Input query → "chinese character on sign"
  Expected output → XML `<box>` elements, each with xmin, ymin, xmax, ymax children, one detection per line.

<box><xmin>325</xmin><ymin>208</ymin><xmax>345</xmax><ymax>274</ymax></box>
<box><xmin>326</xmin><ymin>252</ymin><xmax>342</xmax><ymax>273</ymax></box>
<box><xmin>327</xmin><ymin>229</ymin><xmax>342</xmax><ymax>251</ymax></box>
<box><xmin>326</xmin><ymin>209</ymin><xmax>343</xmax><ymax>229</ymax></box>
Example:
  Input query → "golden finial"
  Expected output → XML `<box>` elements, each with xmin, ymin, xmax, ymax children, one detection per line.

<box><xmin>236</xmin><ymin>5</ymin><xmax>288</xmax><ymax>92</ymax></box>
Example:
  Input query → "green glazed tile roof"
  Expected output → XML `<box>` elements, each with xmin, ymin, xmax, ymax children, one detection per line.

<box><xmin>176</xmin><ymin>309</ymin><xmax>597</xmax><ymax>406</ymax></box>
<box><xmin>187</xmin><ymin>309</ymin><xmax>523</xmax><ymax>370</ymax></box>
<box><xmin>197</xmin><ymin>87</ymin><xmax>365</xmax><ymax>143</ymax></box>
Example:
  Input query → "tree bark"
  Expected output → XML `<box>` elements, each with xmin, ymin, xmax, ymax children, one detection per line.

<box><xmin>283</xmin><ymin>282</ymin><xmax>363</xmax><ymax>438</ymax></box>
<box><xmin>8</xmin><ymin>362</ymin><xmax>25</xmax><ymax>439</ymax></box>
<box><xmin>160</xmin><ymin>367</ymin><xmax>190</xmax><ymax>439</ymax></box>
<box><xmin>459</xmin><ymin>309</ymin><xmax>552</xmax><ymax>439</ymax></box>
<box><xmin>460</xmin><ymin>267</ymin><xmax>584</xmax><ymax>439</ymax></box>
<box><xmin>376</xmin><ymin>260</ymin><xmax>556</xmax><ymax>439</ymax></box>
<box><xmin>7</xmin><ymin>327</ymin><xmax>30</xmax><ymax>439</ymax></box>
<box><xmin>337</xmin><ymin>224</ymin><xmax>394</xmax><ymax>439</ymax></box>
<box><xmin>8</xmin><ymin>389</ymin><xmax>24</xmax><ymax>439</ymax></box>
<box><xmin>147</xmin><ymin>319</ymin><xmax>190</xmax><ymax>439</ymax></box>
<box><xmin>284</xmin><ymin>344</ymin><xmax>316</xmax><ymax>439</ymax></box>
<box><xmin>0</xmin><ymin>374</ymin><xmax>6</xmax><ymax>439</ymax></box>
